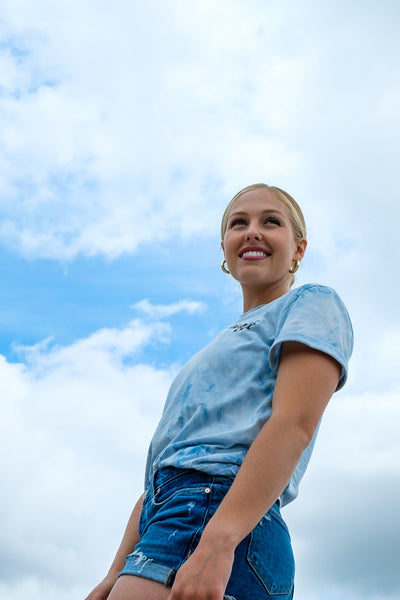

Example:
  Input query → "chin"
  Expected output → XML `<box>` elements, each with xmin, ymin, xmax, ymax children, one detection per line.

<box><xmin>240</xmin><ymin>277</ymin><xmax>273</xmax><ymax>287</ymax></box>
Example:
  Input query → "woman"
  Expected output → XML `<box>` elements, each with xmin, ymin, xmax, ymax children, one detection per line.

<box><xmin>86</xmin><ymin>183</ymin><xmax>353</xmax><ymax>600</ymax></box>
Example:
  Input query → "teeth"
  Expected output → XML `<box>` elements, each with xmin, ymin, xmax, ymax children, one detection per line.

<box><xmin>242</xmin><ymin>251</ymin><xmax>268</xmax><ymax>257</ymax></box>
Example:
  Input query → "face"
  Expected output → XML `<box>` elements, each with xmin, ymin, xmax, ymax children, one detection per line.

<box><xmin>221</xmin><ymin>187</ymin><xmax>306</xmax><ymax>301</ymax></box>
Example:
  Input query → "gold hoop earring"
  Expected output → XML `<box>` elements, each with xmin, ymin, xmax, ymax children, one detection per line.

<box><xmin>221</xmin><ymin>259</ymin><xmax>230</xmax><ymax>274</ymax></box>
<box><xmin>289</xmin><ymin>260</ymin><xmax>300</xmax><ymax>274</ymax></box>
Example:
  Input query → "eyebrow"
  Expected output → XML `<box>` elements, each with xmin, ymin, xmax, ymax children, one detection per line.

<box><xmin>229</xmin><ymin>209</ymin><xmax>286</xmax><ymax>218</ymax></box>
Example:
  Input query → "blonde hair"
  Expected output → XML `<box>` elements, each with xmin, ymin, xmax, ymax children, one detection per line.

<box><xmin>220</xmin><ymin>183</ymin><xmax>307</xmax><ymax>243</ymax></box>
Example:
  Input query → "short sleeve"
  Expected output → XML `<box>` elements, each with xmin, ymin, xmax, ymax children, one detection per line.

<box><xmin>269</xmin><ymin>285</ymin><xmax>354</xmax><ymax>391</ymax></box>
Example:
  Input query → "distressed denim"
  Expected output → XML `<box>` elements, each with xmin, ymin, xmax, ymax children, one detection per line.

<box><xmin>120</xmin><ymin>467</ymin><xmax>294</xmax><ymax>599</ymax></box>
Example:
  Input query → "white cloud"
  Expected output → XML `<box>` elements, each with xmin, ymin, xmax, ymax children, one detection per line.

<box><xmin>285</xmin><ymin>387</ymin><xmax>400</xmax><ymax>600</ymax></box>
<box><xmin>0</xmin><ymin>579</ymin><xmax>88</xmax><ymax>600</ymax></box>
<box><xmin>0</xmin><ymin>0</ymin><xmax>373</xmax><ymax>261</ymax></box>
<box><xmin>15</xmin><ymin>318</ymin><xmax>171</xmax><ymax>369</ymax></box>
<box><xmin>133</xmin><ymin>298</ymin><xmax>206</xmax><ymax>319</ymax></box>
<box><xmin>0</xmin><ymin>1</ymin><xmax>399</xmax><ymax>598</ymax></box>
<box><xmin>0</xmin><ymin>0</ymin><xmax>396</xmax><ymax>368</ymax></box>
<box><xmin>0</xmin><ymin>307</ymin><xmax>399</xmax><ymax>599</ymax></box>
<box><xmin>0</xmin><ymin>317</ymin><xmax>175</xmax><ymax>599</ymax></box>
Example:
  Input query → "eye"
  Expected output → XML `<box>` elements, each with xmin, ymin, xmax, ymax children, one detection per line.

<box><xmin>264</xmin><ymin>216</ymin><xmax>281</xmax><ymax>226</ymax></box>
<box><xmin>229</xmin><ymin>217</ymin><xmax>247</xmax><ymax>228</ymax></box>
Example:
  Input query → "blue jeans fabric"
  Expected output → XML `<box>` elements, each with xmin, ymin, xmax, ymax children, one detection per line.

<box><xmin>119</xmin><ymin>467</ymin><xmax>294</xmax><ymax>599</ymax></box>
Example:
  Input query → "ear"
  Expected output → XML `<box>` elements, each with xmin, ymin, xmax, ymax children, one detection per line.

<box><xmin>220</xmin><ymin>240</ymin><xmax>225</xmax><ymax>253</ymax></box>
<box><xmin>293</xmin><ymin>238</ymin><xmax>307</xmax><ymax>261</ymax></box>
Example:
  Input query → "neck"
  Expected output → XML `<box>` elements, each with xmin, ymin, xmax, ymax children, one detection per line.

<box><xmin>241</xmin><ymin>280</ymin><xmax>291</xmax><ymax>313</ymax></box>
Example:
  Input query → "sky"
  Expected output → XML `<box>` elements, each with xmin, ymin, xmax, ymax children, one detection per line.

<box><xmin>0</xmin><ymin>1</ymin><xmax>399</xmax><ymax>599</ymax></box>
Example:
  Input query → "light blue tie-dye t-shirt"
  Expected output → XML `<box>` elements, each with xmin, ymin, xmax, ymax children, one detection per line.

<box><xmin>145</xmin><ymin>284</ymin><xmax>354</xmax><ymax>506</ymax></box>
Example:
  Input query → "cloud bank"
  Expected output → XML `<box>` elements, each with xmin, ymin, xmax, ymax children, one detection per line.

<box><xmin>1</xmin><ymin>316</ymin><xmax>174</xmax><ymax>599</ymax></box>
<box><xmin>0</xmin><ymin>1</ymin><xmax>399</xmax><ymax>599</ymax></box>
<box><xmin>1</xmin><ymin>303</ymin><xmax>399</xmax><ymax>600</ymax></box>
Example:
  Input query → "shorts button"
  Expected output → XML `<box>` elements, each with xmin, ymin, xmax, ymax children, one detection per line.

<box><xmin>204</xmin><ymin>487</ymin><xmax>211</xmax><ymax>494</ymax></box>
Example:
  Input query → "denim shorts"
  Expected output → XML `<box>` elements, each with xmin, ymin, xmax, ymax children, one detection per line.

<box><xmin>119</xmin><ymin>467</ymin><xmax>294</xmax><ymax>599</ymax></box>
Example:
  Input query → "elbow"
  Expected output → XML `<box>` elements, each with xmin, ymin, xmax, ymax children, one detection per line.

<box><xmin>272</xmin><ymin>414</ymin><xmax>317</xmax><ymax>450</ymax></box>
<box><xmin>295</xmin><ymin>423</ymin><xmax>316</xmax><ymax>449</ymax></box>
<box><xmin>293</xmin><ymin>411</ymin><xmax>322</xmax><ymax>448</ymax></box>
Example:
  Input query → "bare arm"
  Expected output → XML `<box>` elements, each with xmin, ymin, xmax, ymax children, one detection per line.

<box><xmin>169</xmin><ymin>342</ymin><xmax>341</xmax><ymax>600</ymax></box>
<box><xmin>84</xmin><ymin>493</ymin><xmax>143</xmax><ymax>600</ymax></box>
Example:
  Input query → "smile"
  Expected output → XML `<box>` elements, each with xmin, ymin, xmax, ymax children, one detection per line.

<box><xmin>239</xmin><ymin>249</ymin><xmax>271</xmax><ymax>258</ymax></box>
<box><xmin>242</xmin><ymin>251</ymin><xmax>268</xmax><ymax>257</ymax></box>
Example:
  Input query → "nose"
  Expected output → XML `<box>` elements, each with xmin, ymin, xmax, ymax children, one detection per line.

<box><xmin>245</xmin><ymin>221</ymin><xmax>262</xmax><ymax>240</ymax></box>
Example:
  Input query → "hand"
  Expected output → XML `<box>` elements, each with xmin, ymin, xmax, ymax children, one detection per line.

<box><xmin>84</xmin><ymin>573</ymin><xmax>118</xmax><ymax>600</ymax></box>
<box><xmin>167</xmin><ymin>536</ymin><xmax>235</xmax><ymax>600</ymax></box>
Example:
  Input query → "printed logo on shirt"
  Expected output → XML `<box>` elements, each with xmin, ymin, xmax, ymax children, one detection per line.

<box><xmin>230</xmin><ymin>320</ymin><xmax>259</xmax><ymax>332</ymax></box>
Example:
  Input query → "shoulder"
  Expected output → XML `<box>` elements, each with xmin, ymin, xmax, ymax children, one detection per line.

<box><xmin>284</xmin><ymin>283</ymin><xmax>353</xmax><ymax>330</ymax></box>
<box><xmin>263</xmin><ymin>284</ymin><xmax>348</xmax><ymax>320</ymax></box>
<box><xmin>285</xmin><ymin>283</ymin><xmax>350</xmax><ymax>313</ymax></box>
<box><xmin>269</xmin><ymin>283</ymin><xmax>354</xmax><ymax>390</ymax></box>
<box><xmin>291</xmin><ymin>283</ymin><xmax>342</xmax><ymax>299</ymax></box>
<box><xmin>252</xmin><ymin>284</ymin><xmax>351</xmax><ymax>327</ymax></box>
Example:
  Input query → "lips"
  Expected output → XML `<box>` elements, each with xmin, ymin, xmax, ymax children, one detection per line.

<box><xmin>239</xmin><ymin>246</ymin><xmax>271</xmax><ymax>258</ymax></box>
